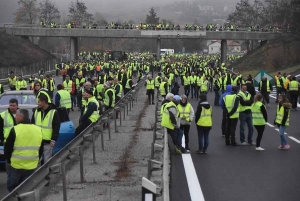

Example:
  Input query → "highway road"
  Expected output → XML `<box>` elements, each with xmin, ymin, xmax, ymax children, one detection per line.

<box><xmin>170</xmin><ymin>87</ymin><xmax>300</xmax><ymax>201</ymax></box>
<box><xmin>0</xmin><ymin>75</ymin><xmax>80</xmax><ymax>199</ymax></box>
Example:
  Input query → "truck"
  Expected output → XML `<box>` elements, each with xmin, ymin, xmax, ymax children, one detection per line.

<box><xmin>160</xmin><ymin>49</ymin><xmax>174</xmax><ymax>57</ymax></box>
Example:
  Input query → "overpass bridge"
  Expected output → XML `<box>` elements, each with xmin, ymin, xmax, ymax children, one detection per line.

<box><xmin>4</xmin><ymin>26</ymin><xmax>282</xmax><ymax>62</ymax></box>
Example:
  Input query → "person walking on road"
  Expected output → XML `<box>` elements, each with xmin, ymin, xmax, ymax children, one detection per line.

<box><xmin>219</xmin><ymin>85</ymin><xmax>232</xmax><ymax>137</ymax></box>
<box><xmin>251</xmin><ymin>94</ymin><xmax>268</xmax><ymax>151</ymax></box>
<box><xmin>274</xmin><ymin>95</ymin><xmax>291</xmax><ymax>149</ymax></box>
<box><xmin>159</xmin><ymin>77</ymin><xmax>169</xmax><ymax>99</ymax></box>
<box><xmin>5</xmin><ymin>109</ymin><xmax>43</xmax><ymax>192</ymax></box>
<box><xmin>258</xmin><ymin>76</ymin><xmax>272</xmax><ymax>107</ymax></box>
<box><xmin>177</xmin><ymin>95</ymin><xmax>194</xmax><ymax>152</ymax></box>
<box><xmin>287</xmin><ymin>76</ymin><xmax>299</xmax><ymax>111</ymax></box>
<box><xmin>222</xmin><ymin>86</ymin><xmax>240</xmax><ymax>146</ymax></box>
<box><xmin>145</xmin><ymin>75</ymin><xmax>155</xmax><ymax>105</ymax></box>
<box><xmin>195</xmin><ymin>94</ymin><xmax>212</xmax><ymax>154</ymax></box>
<box><xmin>238</xmin><ymin>84</ymin><xmax>254</xmax><ymax>145</ymax></box>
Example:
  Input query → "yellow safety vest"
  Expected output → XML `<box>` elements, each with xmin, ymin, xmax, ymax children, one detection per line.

<box><xmin>289</xmin><ymin>80</ymin><xmax>298</xmax><ymax>91</ymax></box>
<box><xmin>8</xmin><ymin>76</ymin><xmax>17</xmax><ymax>86</ymax></box>
<box><xmin>36</xmin><ymin>90</ymin><xmax>51</xmax><ymax>103</ymax></box>
<box><xmin>201</xmin><ymin>80</ymin><xmax>208</xmax><ymax>92</ymax></box>
<box><xmin>125</xmin><ymin>79</ymin><xmax>132</xmax><ymax>89</ymax></box>
<box><xmin>0</xmin><ymin>110</ymin><xmax>15</xmax><ymax>142</ymax></box>
<box><xmin>224</xmin><ymin>94</ymin><xmax>239</xmax><ymax>119</ymax></box>
<box><xmin>155</xmin><ymin>76</ymin><xmax>161</xmax><ymax>87</ymax></box>
<box><xmin>104</xmin><ymin>88</ymin><xmax>115</xmax><ymax>107</ymax></box>
<box><xmin>177</xmin><ymin>103</ymin><xmax>192</xmax><ymax>121</ymax></box>
<box><xmin>57</xmin><ymin>90</ymin><xmax>72</xmax><ymax>109</ymax></box>
<box><xmin>10</xmin><ymin>124</ymin><xmax>42</xmax><ymax>170</ymax></box>
<box><xmin>146</xmin><ymin>80</ymin><xmax>155</xmax><ymax>90</ymax></box>
<box><xmin>160</xmin><ymin>101</ymin><xmax>169</xmax><ymax>115</ymax></box>
<box><xmin>196</xmin><ymin>106</ymin><xmax>212</xmax><ymax>127</ymax></box>
<box><xmin>76</xmin><ymin>78</ymin><xmax>86</xmax><ymax>89</ymax></box>
<box><xmin>114</xmin><ymin>83</ymin><xmax>123</xmax><ymax>98</ymax></box>
<box><xmin>159</xmin><ymin>82</ymin><xmax>168</xmax><ymax>96</ymax></box>
<box><xmin>275</xmin><ymin>105</ymin><xmax>290</xmax><ymax>126</ymax></box>
<box><xmin>183</xmin><ymin>76</ymin><xmax>190</xmax><ymax>86</ymax></box>
<box><xmin>63</xmin><ymin>80</ymin><xmax>73</xmax><ymax>93</ymax></box>
<box><xmin>251</xmin><ymin>101</ymin><xmax>265</xmax><ymax>126</ymax></box>
<box><xmin>16</xmin><ymin>80</ymin><xmax>27</xmax><ymax>90</ymax></box>
<box><xmin>84</xmin><ymin>97</ymin><xmax>100</xmax><ymax>123</ymax></box>
<box><xmin>238</xmin><ymin>91</ymin><xmax>251</xmax><ymax>112</ymax></box>
<box><xmin>259</xmin><ymin>81</ymin><xmax>270</xmax><ymax>92</ymax></box>
<box><xmin>34</xmin><ymin>109</ymin><xmax>56</xmax><ymax>140</ymax></box>
<box><xmin>161</xmin><ymin>101</ymin><xmax>178</xmax><ymax>130</ymax></box>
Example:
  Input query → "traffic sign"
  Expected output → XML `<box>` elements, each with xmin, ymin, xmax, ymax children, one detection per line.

<box><xmin>253</xmin><ymin>70</ymin><xmax>274</xmax><ymax>86</ymax></box>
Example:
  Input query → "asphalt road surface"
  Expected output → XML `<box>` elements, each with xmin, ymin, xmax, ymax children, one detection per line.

<box><xmin>170</xmin><ymin>86</ymin><xmax>300</xmax><ymax>201</ymax></box>
<box><xmin>0</xmin><ymin>75</ymin><xmax>81</xmax><ymax>199</ymax></box>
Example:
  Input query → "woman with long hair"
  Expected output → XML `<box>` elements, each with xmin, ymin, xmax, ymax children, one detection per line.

<box><xmin>274</xmin><ymin>95</ymin><xmax>291</xmax><ymax>149</ymax></box>
<box><xmin>251</xmin><ymin>94</ymin><xmax>268</xmax><ymax>151</ymax></box>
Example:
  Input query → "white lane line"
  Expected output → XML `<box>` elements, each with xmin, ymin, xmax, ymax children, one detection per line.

<box><xmin>181</xmin><ymin>134</ymin><xmax>205</xmax><ymax>201</ymax></box>
<box><xmin>288</xmin><ymin>136</ymin><xmax>300</xmax><ymax>144</ymax></box>
<box><xmin>266</xmin><ymin>122</ymin><xmax>274</xmax><ymax>127</ymax></box>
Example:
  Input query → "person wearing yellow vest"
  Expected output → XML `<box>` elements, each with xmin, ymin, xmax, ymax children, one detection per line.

<box><xmin>287</xmin><ymin>76</ymin><xmax>299</xmax><ymax>110</ymax></box>
<box><xmin>31</xmin><ymin>94</ymin><xmax>60</xmax><ymax>163</ymax></box>
<box><xmin>63</xmin><ymin>75</ymin><xmax>75</xmax><ymax>111</ymax></box>
<box><xmin>145</xmin><ymin>75</ymin><xmax>155</xmax><ymax>105</ymax></box>
<box><xmin>103</xmin><ymin>82</ymin><xmax>115</xmax><ymax>111</ymax></box>
<box><xmin>34</xmin><ymin>81</ymin><xmax>52</xmax><ymax>104</ymax></box>
<box><xmin>258</xmin><ymin>77</ymin><xmax>272</xmax><ymax>107</ymax></box>
<box><xmin>194</xmin><ymin>94</ymin><xmax>212</xmax><ymax>154</ymax></box>
<box><xmin>45</xmin><ymin>75</ymin><xmax>55</xmax><ymax>101</ymax></box>
<box><xmin>5</xmin><ymin>109</ymin><xmax>43</xmax><ymax>192</ymax></box>
<box><xmin>16</xmin><ymin>75</ymin><xmax>27</xmax><ymax>90</ymax></box>
<box><xmin>113</xmin><ymin>78</ymin><xmax>123</xmax><ymax>103</ymax></box>
<box><xmin>8</xmin><ymin>71</ymin><xmax>17</xmax><ymax>91</ymax></box>
<box><xmin>190</xmin><ymin>72</ymin><xmax>197</xmax><ymax>98</ymax></box>
<box><xmin>221</xmin><ymin>86</ymin><xmax>240</xmax><ymax>146</ymax></box>
<box><xmin>0</xmin><ymin>98</ymin><xmax>18</xmax><ymax>143</ymax></box>
<box><xmin>75</xmin><ymin>89</ymin><xmax>100</xmax><ymax>136</ymax></box>
<box><xmin>154</xmin><ymin>73</ymin><xmax>162</xmax><ymax>95</ymax></box>
<box><xmin>55</xmin><ymin>84</ymin><xmax>72</xmax><ymax>115</ymax></box>
<box><xmin>200</xmin><ymin>76</ymin><xmax>209</xmax><ymax>95</ymax></box>
<box><xmin>183</xmin><ymin>72</ymin><xmax>191</xmax><ymax>98</ymax></box>
<box><xmin>213</xmin><ymin>74</ymin><xmax>221</xmax><ymax>106</ymax></box>
<box><xmin>79</xmin><ymin>82</ymin><xmax>95</xmax><ymax>116</ymax></box>
<box><xmin>274</xmin><ymin>95</ymin><xmax>291</xmax><ymax>149</ymax></box>
<box><xmin>124</xmin><ymin>75</ymin><xmax>133</xmax><ymax>95</ymax></box>
<box><xmin>178</xmin><ymin>95</ymin><xmax>194</xmax><ymax>152</ymax></box>
<box><xmin>237</xmin><ymin>84</ymin><xmax>254</xmax><ymax>145</ymax></box>
<box><xmin>251</xmin><ymin>94</ymin><xmax>268</xmax><ymax>151</ymax></box>
<box><xmin>275</xmin><ymin>73</ymin><xmax>284</xmax><ymax>103</ymax></box>
<box><xmin>159</xmin><ymin>77</ymin><xmax>169</xmax><ymax>98</ymax></box>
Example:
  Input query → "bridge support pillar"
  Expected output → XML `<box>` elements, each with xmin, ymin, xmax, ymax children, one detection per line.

<box><xmin>70</xmin><ymin>37</ymin><xmax>78</xmax><ymax>61</ymax></box>
<box><xmin>221</xmin><ymin>39</ymin><xmax>227</xmax><ymax>64</ymax></box>
<box><xmin>156</xmin><ymin>38</ymin><xmax>161</xmax><ymax>61</ymax></box>
<box><xmin>260</xmin><ymin>40</ymin><xmax>268</xmax><ymax>46</ymax></box>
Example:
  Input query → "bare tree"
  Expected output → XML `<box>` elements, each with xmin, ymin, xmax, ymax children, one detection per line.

<box><xmin>14</xmin><ymin>0</ymin><xmax>39</xmax><ymax>24</ymax></box>
<box><xmin>68</xmin><ymin>0</ymin><xmax>93</xmax><ymax>25</ymax></box>
<box><xmin>38</xmin><ymin>0</ymin><xmax>60</xmax><ymax>24</ymax></box>
<box><xmin>94</xmin><ymin>11</ymin><xmax>107</xmax><ymax>25</ymax></box>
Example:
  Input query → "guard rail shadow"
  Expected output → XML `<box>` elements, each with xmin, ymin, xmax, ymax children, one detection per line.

<box><xmin>1</xmin><ymin>76</ymin><xmax>147</xmax><ymax>201</ymax></box>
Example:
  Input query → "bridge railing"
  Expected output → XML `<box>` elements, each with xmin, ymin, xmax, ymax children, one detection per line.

<box><xmin>0</xmin><ymin>76</ymin><xmax>146</xmax><ymax>201</ymax></box>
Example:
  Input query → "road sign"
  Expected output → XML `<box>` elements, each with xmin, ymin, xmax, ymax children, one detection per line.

<box><xmin>254</xmin><ymin>70</ymin><xmax>274</xmax><ymax>86</ymax></box>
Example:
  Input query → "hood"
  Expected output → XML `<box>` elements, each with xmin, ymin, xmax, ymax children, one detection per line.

<box><xmin>199</xmin><ymin>101</ymin><xmax>211</xmax><ymax>109</ymax></box>
<box><xmin>225</xmin><ymin>85</ymin><xmax>232</xmax><ymax>93</ymax></box>
<box><xmin>161</xmin><ymin>99</ymin><xmax>170</xmax><ymax>105</ymax></box>
<box><xmin>283</xmin><ymin>102</ymin><xmax>292</xmax><ymax>108</ymax></box>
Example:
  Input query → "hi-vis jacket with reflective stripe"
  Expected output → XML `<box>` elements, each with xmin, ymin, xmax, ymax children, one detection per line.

<box><xmin>0</xmin><ymin>110</ymin><xmax>16</xmax><ymax>142</ymax></box>
<box><xmin>34</xmin><ymin>109</ymin><xmax>56</xmax><ymax>140</ymax></box>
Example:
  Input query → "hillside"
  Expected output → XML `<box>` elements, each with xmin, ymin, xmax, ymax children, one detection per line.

<box><xmin>230</xmin><ymin>38</ymin><xmax>300</xmax><ymax>75</ymax></box>
<box><xmin>0</xmin><ymin>31</ymin><xmax>55</xmax><ymax>69</ymax></box>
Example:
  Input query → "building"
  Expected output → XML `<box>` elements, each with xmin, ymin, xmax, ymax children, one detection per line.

<box><xmin>208</xmin><ymin>42</ymin><xmax>221</xmax><ymax>54</ymax></box>
<box><xmin>208</xmin><ymin>41</ymin><xmax>241</xmax><ymax>54</ymax></box>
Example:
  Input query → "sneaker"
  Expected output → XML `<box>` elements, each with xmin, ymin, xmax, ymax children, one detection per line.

<box><xmin>203</xmin><ymin>150</ymin><xmax>207</xmax><ymax>154</ymax></box>
<box><xmin>283</xmin><ymin>144</ymin><xmax>290</xmax><ymax>149</ymax></box>
<box><xmin>174</xmin><ymin>146</ymin><xmax>182</xmax><ymax>154</ymax></box>
<box><xmin>256</xmin><ymin>147</ymin><xmax>265</xmax><ymax>151</ymax></box>
<box><xmin>195</xmin><ymin>150</ymin><xmax>202</xmax><ymax>154</ymax></box>
<box><xmin>181</xmin><ymin>147</ymin><xmax>189</xmax><ymax>154</ymax></box>
<box><xmin>241</xmin><ymin>142</ymin><xmax>248</xmax><ymax>146</ymax></box>
<box><xmin>278</xmin><ymin>145</ymin><xmax>284</xmax><ymax>149</ymax></box>
<box><xmin>248</xmin><ymin>142</ymin><xmax>256</xmax><ymax>146</ymax></box>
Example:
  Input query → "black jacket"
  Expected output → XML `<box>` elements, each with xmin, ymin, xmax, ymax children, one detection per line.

<box><xmin>80</xmin><ymin>101</ymin><xmax>98</xmax><ymax>123</ymax></box>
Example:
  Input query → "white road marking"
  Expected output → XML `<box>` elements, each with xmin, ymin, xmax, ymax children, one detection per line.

<box><xmin>288</xmin><ymin>136</ymin><xmax>300</xmax><ymax>144</ymax></box>
<box><xmin>181</xmin><ymin>133</ymin><xmax>205</xmax><ymax>201</ymax></box>
<box><xmin>266</xmin><ymin>122</ymin><xmax>274</xmax><ymax>127</ymax></box>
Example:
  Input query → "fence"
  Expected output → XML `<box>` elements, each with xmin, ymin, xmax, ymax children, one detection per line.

<box><xmin>1</xmin><ymin>76</ymin><xmax>146</xmax><ymax>201</ymax></box>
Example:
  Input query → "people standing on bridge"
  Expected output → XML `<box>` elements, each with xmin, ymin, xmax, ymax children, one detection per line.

<box><xmin>274</xmin><ymin>95</ymin><xmax>291</xmax><ymax>149</ymax></box>
<box><xmin>238</xmin><ymin>84</ymin><xmax>254</xmax><ymax>145</ymax></box>
<box><xmin>34</xmin><ymin>81</ymin><xmax>52</xmax><ymax>104</ymax></box>
<box><xmin>251</xmin><ymin>94</ymin><xmax>268</xmax><ymax>151</ymax></box>
<box><xmin>31</xmin><ymin>94</ymin><xmax>60</xmax><ymax>163</ymax></box>
<box><xmin>55</xmin><ymin>84</ymin><xmax>72</xmax><ymax>116</ymax></box>
<box><xmin>8</xmin><ymin>71</ymin><xmax>17</xmax><ymax>91</ymax></box>
<box><xmin>145</xmin><ymin>75</ymin><xmax>155</xmax><ymax>105</ymax></box>
<box><xmin>258</xmin><ymin>77</ymin><xmax>272</xmax><ymax>107</ymax></box>
<box><xmin>287</xmin><ymin>76</ymin><xmax>299</xmax><ymax>111</ymax></box>
<box><xmin>159</xmin><ymin>77</ymin><xmax>169</xmax><ymax>99</ymax></box>
<box><xmin>178</xmin><ymin>95</ymin><xmax>194</xmax><ymax>152</ymax></box>
<box><xmin>219</xmin><ymin>85</ymin><xmax>232</xmax><ymax>137</ymax></box>
<box><xmin>5</xmin><ymin>109</ymin><xmax>43</xmax><ymax>192</ymax></box>
<box><xmin>0</xmin><ymin>98</ymin><xmax>18</xmax><ymax>144</ymax></box>
<box><xmin>222</xmin><ymin>86</ymin><xmax>240</xmax><ymax>146</ymax></box>
<box><xmin>195</xmin><ymin>94</ymin><xmax>212</xmax><ymax>154</ymax></box>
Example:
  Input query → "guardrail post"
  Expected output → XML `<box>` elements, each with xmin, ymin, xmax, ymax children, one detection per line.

<box><xmin>34</xmin><ymin>188</ymin><xmax>40</xmax><ymax>201</ymax></box>
<box><xmin>79</xmin><ymin>146</ymin><xmax>84</xmax><ymax>183</ymax></box>
<box><xmin>100</xmin><ymin>122</ymin><xmax>105</xmax><ymax>151</ymax></box>
<box><xmin>114</xmin><ymin>108</ymin><xmax>119</xmax><ymax>133</ymax></box>
<box><xmin>61</xmin><ymin>162</ymin><xmax>68</xmax><ymax>201</ymax></box>
<box><xmin>126</xmin><ymin>100</ymin><xmax>129</xmax><ymax>115</ymax></box>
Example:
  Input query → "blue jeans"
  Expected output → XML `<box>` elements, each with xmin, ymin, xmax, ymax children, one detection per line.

<box><xmin>214</xmin><ymin>90</ymin><xmax>220</xmax><ymax>105</ymax></box>
<box><xmin>239</xmin><ymin>112</ymin><xmax>254</xmax><ymax>143</ymax></box>
<box><xmin>197</xmin><ymin>127</ymin><xmax>210</xmax><ymax>151</ymax></box>
<box><xmin>177</xmin><ymin>128</ymin><xmax>184</xmax><ymax>148</ymax></box>
<box><xmin>279</xmin><ymin>125</ymin><xmax>288</xmax><ymax>146</ymax></box>
<box><xmin>6</xmin><ymin>163</ymin><xmax>34</xmax><ymax>192</ymax></box>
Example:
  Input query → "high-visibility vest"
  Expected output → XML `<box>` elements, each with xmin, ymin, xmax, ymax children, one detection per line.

<box><xmin>146</xmin><ymin>80</ymin><xmax>155</xmax><ymax>90</ymax></box>
<box><xmin>155</xmin><ymin>76</ymin><xmax>161</xmax><ymax>87</ymax></box>
<box><xmin>10</xmin><ymin>124</ymin><xmax>42</xmax><ymax>170</ymax></box>
<box><xmin>275</xmin><ymin>105</ymin><xmax>290</xmax><ymax>126</ymax></box>
<box><xmin>37</xmin><ymin>90</ymin><xmax>51</xmax><ymax>103</ymax></box>
<box><xmin>183</xmin><ymin>76</ymin><xmax>190</xmax><ymax>86</ymax></box>
<box><xmin>190</xmin><ymin>76</ymin><xmax>196</xmax><ymax>84</ymax></box>
<box><xmin>84</xmin><ymin>97</ymin><xmax>100</xmax><ymax>123</ymax></box>
<box><xmin>104</xmin><ymin>88</ymin><xmax>115</xmax><ymax>107</ymax></box>
<box><xmin>196</xmin><ymin>106</ymin><xmax>212</xmax><ymax>127</ymax></box>
<box><xmin>276</xmin><ymin>77</ymin><xmax>282</xmax><ymax>87</ymax></box>
<box><xmin>251</xmin><ymin>101</ymin><xmax>266</xmax><ymax>126</ymax></box>
<box><xmin>57</xmin><ymin>90</ymin><xmax>72</xmax><ymax>109</ymax></box>
<box><xmin>8</xmin><ymin>76</ymin><xmax>16</xmax><ymax>86</ymax></box>
<box><xmin>159</xmin><ymin>82</ymin><xmax>168</xmax><ymax>96</ymax></box>
<box><xmin>160</xmin><ymin>101</ymin><xmax>169</xmax><ymax>115</ymax></box>
<box><xmin>125</xmin><ymin>79</ymin><xmax>132</xmax><ymax>89</ymax></box>
<box><xmin>34</xmin><ymin>109</ymin><xmax>56</xmax><ymax>140</ymax></box>
<box><xmin>95</xmin><ymin>84</ymin><xmax>104</xmax><ymax>100</ymax></box>
<box><xmin>224</xmin><ymin>94</ymin><xmax>239</xmax><ymax>118</ymax></box>
<box><xmin>196</xmin><ymin>76</ymin><xmax>202</xmax><ymax>86</ymax></box>
<box><xmin>238</xmin><ymin>91</ymin><xmax>251</xmax><ymax>112</ymax></box>
<box><xmin>76</xmin><ymin>78</ymin><xmax>86</xmax><ymax>89</ymax></box>
<box><xmin>177</xmin><ymin>103</ymin><xmax>192</xmax><ymax>121</ymax></box>
<box><xmin>16</xmin><ymin>80</ymin><xmax>27</xmax><ymax>90</ymax></box>
<box><xmin>161</xmin><ymin>101</ymin><xmax>178</xmax><ymax>130</ymax></box>
<box><xmin>63</xmin><ymin>80</ymin><xmax>73</xmax><ymax>93</ymax></box>
<box><xmin>201</xmin><ymin>80</ymin><xmax>208</xmax><ymax>92</ymax></box>
<box><xmin>0</xmin><ymin>110</ymin><xmax>15</xmax><ymax>142</ymax></box>
<box><xmin>289</xmin><ymin>80</ymin><xmax>298</xmax><ymax>91</ymax></box>
<box><xmin>114</xmin><ymin>83</ymin><xmax>123</xmax><ymax>98</ymax></box>
<box><xmin>260</xmin><ymin>81</ymin><xmax>270</xmax><ymax>92</ymax></box>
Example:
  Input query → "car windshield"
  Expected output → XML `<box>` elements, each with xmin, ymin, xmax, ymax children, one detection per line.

<box><xmin>0</xmin><ymin>95</ymin><xmax>37</xmax><ymax>105</ymax></box>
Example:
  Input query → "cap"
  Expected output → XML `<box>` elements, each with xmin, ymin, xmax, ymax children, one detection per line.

<box><xmin>173</xmin><ymin>95</ymin><xmax>182</xmax><ymax>101</ymax></box>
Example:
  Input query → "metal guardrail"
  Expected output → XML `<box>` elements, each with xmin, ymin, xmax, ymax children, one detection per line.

<box><xmin>1</xmin><ymin>76</ymin><xmax>146</xmax><ymax>201</ymax></box>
